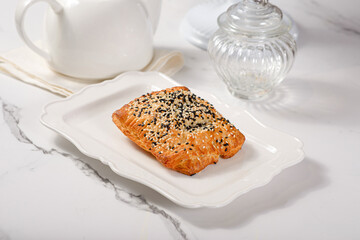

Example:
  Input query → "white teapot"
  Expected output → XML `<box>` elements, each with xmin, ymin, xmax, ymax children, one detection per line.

<box><xmin>15</xmin><ymin>0</ymin><xmax>162</xmax><ymax>80</ymax></box>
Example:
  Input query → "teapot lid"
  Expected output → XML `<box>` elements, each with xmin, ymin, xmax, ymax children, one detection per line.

<box><xmin>218</xmin><ymin>0</ymin><xmax>289</xmax><ymax>37</ymax></box>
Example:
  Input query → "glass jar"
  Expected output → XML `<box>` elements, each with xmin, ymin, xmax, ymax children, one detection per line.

<box><xmin>208</xmin><ymin>0</ymin><xmax>297</xmax><ymax>100</ymax></box>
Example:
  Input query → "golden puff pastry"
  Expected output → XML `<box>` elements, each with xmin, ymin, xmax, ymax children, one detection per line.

<box><xmin>112</xmin><ymin>86</ymin><xmax>245</xmax><ymax>176</ymax></box>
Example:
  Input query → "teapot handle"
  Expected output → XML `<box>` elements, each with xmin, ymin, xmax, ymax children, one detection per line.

<box><xmin>15</xmin><ymin>0</ymin><xmax>63</xmax><ymax>62</ymax></box>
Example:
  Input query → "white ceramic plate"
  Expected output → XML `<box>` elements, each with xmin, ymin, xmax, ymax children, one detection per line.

<box><xmin>41</xmin><ymin>72</ymin><xmax>304</xmax><ymax>208</ymax></box>
<box><xmin>180</xmin><ymin>0</ymin><xmax>299</xmax><ymax>50</ymax></box>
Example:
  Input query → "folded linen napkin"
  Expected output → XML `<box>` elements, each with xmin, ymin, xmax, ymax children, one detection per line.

<box><xmin>0</xmin><ymin>44</ymin><xmax>184</xmax><ymax>97</ymax></box>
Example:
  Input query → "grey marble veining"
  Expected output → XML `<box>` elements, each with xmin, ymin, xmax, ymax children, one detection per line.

<box><xmin>1</xmin><ymin>96</ymin><xmax>190</xmax><ymax>240</ymax></box>
<box><xmin>304</xmin><ymin>0</ymin><xmax>360</xmax><ymax>36</ymax></box>
<box><xmin>1</xmin><ymin>0</ymin><xmax>360</xmax><ymax>238</ymax></box>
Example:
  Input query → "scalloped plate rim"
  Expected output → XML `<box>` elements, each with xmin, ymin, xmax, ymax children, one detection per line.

<box><xmin>40</xmin><ymin>71</ymin><xmax>305</xmax><ymax>208</ymax></box>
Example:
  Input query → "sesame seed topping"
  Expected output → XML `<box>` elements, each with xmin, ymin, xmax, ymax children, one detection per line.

<box><xmin>126</xmin><ymin>87</ymin><xmax>237</xmax><ymax>157</ymax></box>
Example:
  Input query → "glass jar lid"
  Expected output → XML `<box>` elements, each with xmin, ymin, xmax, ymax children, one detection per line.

<box><xmin>218</xmin><ymin>0</ymin><xmax>289</xmax><ymax>38</ymax></box>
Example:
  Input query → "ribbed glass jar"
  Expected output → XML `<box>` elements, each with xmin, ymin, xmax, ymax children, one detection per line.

<box><xmin>208</xmin><ymin>0</ymin><xmax>296</xmax><ymax>100</ymax></box>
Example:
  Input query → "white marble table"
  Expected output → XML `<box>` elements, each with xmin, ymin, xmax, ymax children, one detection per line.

<box><xmin>1</xmin><ymin>0</ymin><xmax>359</xmax><ymax>239</ymax></box>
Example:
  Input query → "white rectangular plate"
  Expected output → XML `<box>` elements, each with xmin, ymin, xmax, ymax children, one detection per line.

<box><xmin>41</xmin><ymin>72</ymin><xmax>304</xmax><ymax>208</ymax></box>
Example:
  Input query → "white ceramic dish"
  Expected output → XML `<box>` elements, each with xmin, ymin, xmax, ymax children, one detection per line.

<box><xmin>41</xmin><ymin>72</ymin><xmax>304</xmax><ymax>208</ymax></box>
<box><xmin>16</xmin><ymin>0</ymin><xmax>161</xmax><ymax>79</ymax></box>
<box><xmin>180</xmin><ymin>0</ymin><xmax>299</xmax><ymax>50</ymax></box>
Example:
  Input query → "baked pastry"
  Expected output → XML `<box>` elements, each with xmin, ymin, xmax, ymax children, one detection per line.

<box><xmin>112</xmin><ymin>86</ymin><xmax>245</xmax><ymax>176</ymax></box>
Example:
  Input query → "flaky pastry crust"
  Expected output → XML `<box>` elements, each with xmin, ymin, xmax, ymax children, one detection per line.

<box><xmin>112</xmin><ymin>86</ymin><xmax>245</xmax><ymax>175</ymax></box>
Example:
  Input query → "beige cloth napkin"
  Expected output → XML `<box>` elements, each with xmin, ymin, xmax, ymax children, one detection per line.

<box><xmin>0</xmin><ymin>45</ymin><xmax>184</xmax><ymax>97</ymax></box>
